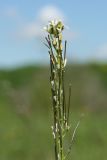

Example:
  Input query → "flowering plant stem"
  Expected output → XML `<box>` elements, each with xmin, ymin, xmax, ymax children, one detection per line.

<box><xmin>44</xmin><ymin>20</ymin><xmax>71</xmax><ymax>160</ymax></box>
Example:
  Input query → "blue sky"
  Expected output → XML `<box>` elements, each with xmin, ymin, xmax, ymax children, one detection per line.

<box><xmin>0</xmin><ymin>0</ymin><xmax>107</xmax><ymax>68</ymax></box>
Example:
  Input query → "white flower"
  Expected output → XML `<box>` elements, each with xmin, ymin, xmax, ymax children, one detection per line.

<box><xmin>43</xmin><ymin>26</ymin><xmax>47</xmax><ymax>31</ymax></box>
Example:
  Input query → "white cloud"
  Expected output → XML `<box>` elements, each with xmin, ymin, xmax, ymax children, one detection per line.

<box><xmin>1</xmin><ymin>6</ymin><xmax>18</xmax><ymax>18</ymax></box>
<box><xmin>17</xmin><ymin>5</ymin><xmax>75</xmax><ymax>40</ymax></box>
<box><xmin>18</xmin><ymin>23</ymin><xmax>42</xmax><ymax>38</ymax></box>
<box><xmin>38</xmin><ymin>5</ymin><xmax>65</xmax><ymax>23</ymax></box>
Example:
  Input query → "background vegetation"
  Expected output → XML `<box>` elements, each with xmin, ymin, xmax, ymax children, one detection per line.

<box><xmin>0</xmin><ymin>64</ymin><xmax>107</xmax><ymax>160</ymax></box>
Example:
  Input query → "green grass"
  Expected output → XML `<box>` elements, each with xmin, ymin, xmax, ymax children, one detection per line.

<box><xmin>0</xmin><ymin>64</ymin><xmax>107</xmax><ymax>160</ymax></box>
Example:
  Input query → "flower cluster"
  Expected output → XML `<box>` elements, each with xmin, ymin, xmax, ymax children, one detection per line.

<box><xmin>44</xmin><ymin>20</ymin><xmax>64</xmax><ymax>38</ymax></box>
<box><xmin>44</xmin><ymin>20</ymin><xmax>65</xmax><ymax>55</ymax></box>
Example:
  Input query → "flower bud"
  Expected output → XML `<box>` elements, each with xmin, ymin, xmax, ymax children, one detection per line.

<box><xmin>60</xmin><ymin>44</ymin><xmax>63</xmax><ymax>51</ymax></box>
<box><xmin>59</xmin><ymin>33</ymin><xmax>62</xmax><ymax>41</ymax></box>
<box><xmin>53</xmin><ymin>39</ymin><xmax>57</xmax><ymax>46</ymax></box>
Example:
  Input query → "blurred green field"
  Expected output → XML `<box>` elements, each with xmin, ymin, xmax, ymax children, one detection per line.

<box><xmin>0</xmin><ymin>64</ymin><xmax>107</xmax><ymax>160</ymax></box>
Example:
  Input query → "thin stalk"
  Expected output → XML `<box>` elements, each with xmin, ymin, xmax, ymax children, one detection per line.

<box><xmin>44</xmin><ymin>20</ymin><xmax>79</xmax><ymax>160</ymax></box>
<box><xmin>67</xmin><ymin>84</ymin><xmax>71</xmax><ymax>126</ymax></box>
